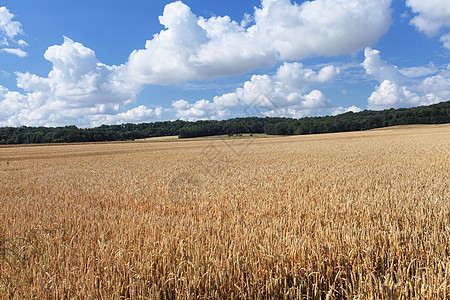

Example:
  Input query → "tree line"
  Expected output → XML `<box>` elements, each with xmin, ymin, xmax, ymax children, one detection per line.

<box><xmin>0</xmin><ymin>101</ymin><xmax>449</xmax><ymax>144</ymax></box>
<box><xmin>0</xmin><ymin>121</ymin><xmax>187</xmax><ymax>145</ymax></box>
<box><xmin>178</xmin><ymin>101</ymin><xmax>450</xmax><ymax>137</ymax></box>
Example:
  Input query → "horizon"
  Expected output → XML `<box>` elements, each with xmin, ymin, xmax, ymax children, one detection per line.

<box><xmin>1</xmin><ymin>100</ymin><xmax>447</xmax><ymax>130</ymax></box>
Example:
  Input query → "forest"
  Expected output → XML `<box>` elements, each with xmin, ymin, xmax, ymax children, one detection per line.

<box><xmin>0</xmin><ymin>101</ymin><xmax>449</xmax><ymax>144</ymax></box>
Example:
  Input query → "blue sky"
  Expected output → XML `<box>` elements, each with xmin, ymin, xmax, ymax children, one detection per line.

<box><xmin>0</xmin><ymin>0</ymin><xmax>449</xmax><ymax>127</ymax></box>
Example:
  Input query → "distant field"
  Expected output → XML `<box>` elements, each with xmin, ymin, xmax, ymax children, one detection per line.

<box><xmin>1</xmin><ymin>124</ymin><xmax>449</xmax><ymax>298</ymax></box>
<box><xmin>136</xmin><ymin>135</ymin><xmax>179</xmax><ymax>142</ymax></box>
<box><xmin>139</xmin><ymin>133</ymin><xmax>268</xmax><ymax>141</ymax></box>
<box><xmin>190</xmin><ymin>133</ymin><xmax>269</xmax><ymax>139</ymax></box>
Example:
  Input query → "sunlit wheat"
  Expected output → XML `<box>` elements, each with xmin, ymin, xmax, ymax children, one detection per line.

<box><xmin>0</xmin><ymin>124</ymin><xmax>449</xmax><ymax>298</ymax></box>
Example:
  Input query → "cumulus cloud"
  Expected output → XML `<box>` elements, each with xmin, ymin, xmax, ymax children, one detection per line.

<box><xmin>1</xmin><ymin>1</ymin><xmax>394</xmax><ymax>126</ymax></box>
<box><xmin>406</xmin><ymin>0</ymin><xmax>450</xmax><ymax>36</ymax></box>
<box><xmin>87</xmin><ymin>106</ymin><xmax>163</xmax><ymax>128</ymax></box>
<box><xmin>363</xmin><ymin>47</ymin><xmax>450</xmax><ymax>110</ymax></box>
<box><xmin>126</xmin><ymin>0</ymin><xmax>392</xmax><ymax>84</ymax></box>
<box><xmin>416</xmin><ymin>70</ymin><xmax>450</xmax><ymax>102</ymax></box>
<box><xmin>0</xmin><ymin>37</ymin><xmax>162</xmax><ymax>127</ymax></box>
<box><xmin>0</xmin><ymin>6</ymin><xmax>27</xmax><ymax>56</ymax></box>
<box><xmin>406</xmin><ymin>0</ymin><xmax>450</xmax><ymax>49</ymax></box>
<box><xmin>332</xmin><ymin>105</ymin><xmax>362</xmax><ymax>115</ymax></box>
<box><xmin>367</xmin><ymin>80</ymin><xmax>421</xmax><ymax>109</ymax></box>
<box><xmin>0</xmin><ymin>85</ymin><xmax>26</xmax><ymax>121</ymax></box>
<box><xmin>440</xmin><ymin>33</ymin><xmax>450</xmax><ymax>50</ymax></box>
<box><xmin>172</xmin><ymin>62</ymin><xmax>349</xmax><ymax>120</ymax></box>
<box><xmin>362</xmin><ymin>48</ymin><xmax>403</xmax><ymax>83</ymax></box>
<box><xmin>236</xmin><ymin>63</ymin><xmax>340</xmax><ymax>109</ymax></box>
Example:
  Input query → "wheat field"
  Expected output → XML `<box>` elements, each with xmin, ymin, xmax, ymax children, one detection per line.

<box><xmin>0</xmin><ymin>124</ymin><xmax>449</xmax><ymax>299</ymax></box>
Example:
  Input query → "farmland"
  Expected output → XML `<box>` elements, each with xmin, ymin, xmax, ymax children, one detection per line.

<box><xmin>1</xmin><ymin>124</ymin><xmax>449</xmax><ymax>298</ymax></box>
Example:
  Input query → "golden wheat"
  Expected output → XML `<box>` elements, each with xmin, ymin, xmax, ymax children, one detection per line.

<box><xmin>0</xmin><ymin>124</ymin><xmax>449</xmax><ymax>299</ymax></box>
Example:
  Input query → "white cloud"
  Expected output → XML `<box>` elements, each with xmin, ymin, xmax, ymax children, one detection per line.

<box><xmin>171</xmin><ymin>91</ymin><xmax>242</xmax><ymax>121</ymax></box>
<box><xmin>172</xmin><ymin>62</ymin><xmax>347</xmax><ymax>120</ymax></box>
<box><xmin>367</xmin><ymin>80</ymin><xmax>421</xmax><ymax>110</ymax></box>
<box><xmin>0</xmin><ymin>48</ymin><xmax>27</xmax><ymax>57</ymax></box>
<box><xmin>236</xmin><ymin>63</ymin><xmax>340</xmax><ymax>109</ymax></box>
<box><xmin>0</xmin><ymin>70</ymin><xmax>9</xmax><ymax>78</ymax></box>
<box><xmin>1</xmin><ymin>1</ymin><xmax>395</xmax><ymax>126</ymax></box>
<box><xmin>417</xmin><ymin>73</ymin><xmax>450</xmax><ymax>102</ymax></box>
<box><xmin>0</xmin><ymin>37</ymin><xmax>162</xmax><ymax>127</ymax></box>
<box><xmin>16</xmin><ymin>37</ymin><xmax>138</xmax><ymax>106</ymax></box>
<box><xmin>406</xmin><ymin>0</ymin><xmax>450</xmax><ymax>36</ymax></box>
<box><xmin>126</xmin><ymin>1</ymin><xmax>210</xmax><ymax>85</ymax></box>
<box><xmin>87</xmin><ymin>106</ymin><xmax>163</xmax><ymax>127</ymax></box>
<box><xmin>0</xmin><ymin>6</ymin><xmax>27</xmax><ymax>56</ymax></box>
<box><xmin>274</xmin><ymin>62</ymin><xmax>340</xmax><ymax>90</ymax></box>
<box><xmin>406</xmin><ymin>0</ymin><xmax>450</xmax><ymax>49</ymax></box>
<box><xmin>17</xmin><ymin>39</ymin><xmax>27</xmax><ymax>47</ymax></box>
<box><xmin>251</xmin><ymin>0</ymin><xmax>392</xmax><ymax>60</ymax></box>
<box><xmin>212</xmin><ymin>92</ymin><xmax>240</xmax><ymax>109</ymax></box>
<box><xmin>0</xmin><ymin>7</ymin><xmax>23</xmax><ymax>40</ymax></box>
<box><xmin>362</xmin><ymin>48</ymin><xmax>403</xmax><ymax>83</ymax></box>
<box><xmin>0</xmin><ymin>85</ymin><xmax>26</xmax><ymax>121</ymax></box>
<box><xmin>198</xmin><ymin>15</ymin><xmax>243</xmax><ymax>39</ymax></box>
<box><xmin>172</xmin><ymin>99</ymin><xmax>229</xmax><ymax>121</ymax></box>
<box><xmin>126</xmin><ymin>0</ymin><xmax>392</xmax><ymax>85</ymax></box>
<box><xmin>333</xmin><ymin>105</ymin><xmax>362</xmax><ymax>115</ymax></box>
<box><xmin>440</xmin><ymin>33</ymin><xmax>450</xmax><ymax>50</ymax></box>
<box><xmin>399</xmin><ymin>63</ymin><xmax>438</xmax><ymax>78</ymax></box>
<box><xmin>363</xmin><ymin>47</ymin><xmax>449</xmax><ymax>110</ymax></box>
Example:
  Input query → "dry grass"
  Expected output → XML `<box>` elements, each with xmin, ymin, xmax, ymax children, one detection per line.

<box><xmin>0</xmin><ymin>124</ymin><xmax>449</xmax><ymax>299</ymax></box>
